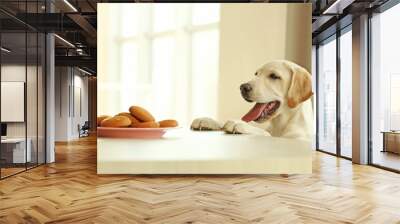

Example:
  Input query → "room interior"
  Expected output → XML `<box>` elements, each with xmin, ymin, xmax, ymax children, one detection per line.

<box><xmin>0</xmin><ymin>29</ymin><xmax>46</xmax><ymax>177</ymax></box>
<box><xmin>1</xmin><ymin>0</ymin><xmax>400</xmax><ymax>223</ymax></box>
<box><xmin>96</xmin><ymin>3</ymin><xmax>313</xmax><ymax>174</ymax></box>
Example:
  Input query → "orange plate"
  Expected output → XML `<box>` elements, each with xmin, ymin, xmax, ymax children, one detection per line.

<box><xmin>97</xmin><ymin>127</ymin><xmax>180</xmax><ymax>139</ymax></box>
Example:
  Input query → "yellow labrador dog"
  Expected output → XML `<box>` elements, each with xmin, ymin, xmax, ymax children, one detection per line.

<box><xmin>191</xmin><ymin>60</ymin><xmax>313</xmax><ymax>141</ymax></box>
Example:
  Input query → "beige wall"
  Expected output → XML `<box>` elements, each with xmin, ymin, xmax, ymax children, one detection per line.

<box><xmin>54</xmin><ymin>67</ymin><xmax>89</xmax><ymax>141</ymax></box>
<box><xmin>217</xmin><ymin>3</ymin><xmax>311</xmax><ymax>122</ymax></box>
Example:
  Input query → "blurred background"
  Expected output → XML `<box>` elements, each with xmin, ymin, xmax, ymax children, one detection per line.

<box><xmin>98</xmin><ymin>3</ymin><xmax>311</xmax><ymax>126</ymax></box>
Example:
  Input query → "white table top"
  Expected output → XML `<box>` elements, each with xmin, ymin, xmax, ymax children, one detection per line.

<box><xmin>97</xmin><ymin>130</ymin><xmax>312</xmax><ymax>174</ymax></box>
<box><xmin>99</xmin><ymin>130</ymin><xmax>312</xmax><ymax>160</ymax></box>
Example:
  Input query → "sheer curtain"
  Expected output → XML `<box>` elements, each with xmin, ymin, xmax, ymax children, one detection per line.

<box><xmin>116</xmin><ymin>4</ymin><xmax>220</xmax><ymax>125</ymax></box>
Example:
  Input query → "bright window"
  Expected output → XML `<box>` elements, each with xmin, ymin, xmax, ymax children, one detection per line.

<box><xmin>117</xmin><ymin>4</ymin><xmax>220</xmax><ymax>125</ymax></box>
<box><xmin>340</xmin><ymin>29</ymin><xmax>352</xmax><ymax>158</ymax></box>
<box><xmin>371</xmin><ymin>3</ymin><xmax>400</xmax><ymax>170</ymax></box>
<box><xmin>318</xmin><ymin>37</ymin><xmax>337</xmax><ymax>154</ymax></box>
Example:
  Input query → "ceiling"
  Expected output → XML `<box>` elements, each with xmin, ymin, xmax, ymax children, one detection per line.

<box><xmin>1</xmin><ymin>0</ymin><xmax>98</xmax><ymax>73</ymax></box>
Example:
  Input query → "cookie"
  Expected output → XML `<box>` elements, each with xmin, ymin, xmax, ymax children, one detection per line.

<box><xmin>129</xmin><ymin>106</ymin><xmax>155</xmax><ymax>122</ymax></box>
<box><xmin>97</xmin><ymin>115</ymin><xmax>111</xmax><ymax>126</ymax></box>
<box><xmin>100</xmin><ymin>115</ymin><xmax>131</xmax><ymax>127</ymax></box>
<box><xmin>117</xmin><ymin>112</ymin><xmax>140</xmax><ymax>126</ymax></box>
<box><xmin>131</xmin><ymin>121</ymin><xmax>160</xmax><ymax>128</ymax></box>
<box><xmin>158</xmin><ymin>119</ymin><xmax>178</xmax><ymax>128</ymax></box>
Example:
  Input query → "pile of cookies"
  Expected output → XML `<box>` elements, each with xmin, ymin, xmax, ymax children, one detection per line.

<box><xmin>97</xmin><ymin>106</ymin><xmax>178</xmax><ymax>128</ymax></box>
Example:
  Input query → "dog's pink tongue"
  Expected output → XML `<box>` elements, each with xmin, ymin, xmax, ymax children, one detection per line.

<box><xmin>241</xmin><ymin>103</ymin><xmax>268</xmax><ymax>122</ymax></box>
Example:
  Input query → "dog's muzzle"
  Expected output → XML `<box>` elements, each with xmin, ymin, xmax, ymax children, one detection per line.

<box><xmin>240</xmin><ymin>83</ymin><xmax>253</xmax><ymax>102</ymax></box>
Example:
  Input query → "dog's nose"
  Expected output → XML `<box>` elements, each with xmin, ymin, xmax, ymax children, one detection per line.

<box><xmin>240</xmin><ymin>83</ymin><xmax>252</xmax><ymax>93</ymax></box>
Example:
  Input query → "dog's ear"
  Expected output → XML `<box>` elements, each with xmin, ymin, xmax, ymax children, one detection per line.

<box><xmin>286</xmin><ymin>62</ymin><xmax>313</xmax><ymax>108</ymax></box>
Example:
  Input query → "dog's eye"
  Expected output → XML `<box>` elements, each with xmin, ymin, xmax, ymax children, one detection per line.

<box><xmin>269</xmin><ymin>73</ymin><xmax>280</xmax><ymax>80</ymax></box>
<box><xmin>254</xmin><ymin>72</ymin><xmax>258</xmax><ymax>76</ymax></box>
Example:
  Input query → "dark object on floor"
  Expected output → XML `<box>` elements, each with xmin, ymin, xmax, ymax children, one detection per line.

<box><xmin>79</xmin><ymin>121</ymin><xmax>90</xmax><ymax>138</ymax></box>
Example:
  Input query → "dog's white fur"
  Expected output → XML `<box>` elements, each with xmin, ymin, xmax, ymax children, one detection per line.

<box><xmin>191</xmin><ymin>60</ymin><xmax>313</xmax><ymax>141</ymax></box>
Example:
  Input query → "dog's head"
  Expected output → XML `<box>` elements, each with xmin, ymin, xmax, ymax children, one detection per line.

<box><xmin>240</xmin><ymin>60</ymin><xmax>313</xmax><ymax>123</ymax></box>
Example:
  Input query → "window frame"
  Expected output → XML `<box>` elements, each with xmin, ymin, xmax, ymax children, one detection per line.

<box><xmin>117</xmin><ymin>4</ymin><xmax>220</xmax><ymax>86</ymax></box>
<box><xmin>0</xmin><ymin>1</ymin><xmax>47</xmax><ymax>180</ymax></box>
<box><xmin>368</xmin><ymin>0</ymin><xmax>400</xmax><ymax>173</ymax></box>
<box><xmin>315</xmin><ymin>24</ymin><xmax>353</xmax><ymax>161</ymax></box>
<box><xmin>115</xmin><ymin>4</ymin><xmax>220</xmax><ymax>124</ymax></box>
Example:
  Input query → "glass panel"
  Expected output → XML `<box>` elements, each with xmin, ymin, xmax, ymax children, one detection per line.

<box><xmin>120</xmin><ymin>5</ymin><xmax>143</xmax><ymax>38</ymax></box>
<box><xmin>103</xmin><ymin>4</ymin><xmax>220</xmax><ymax>128</ymax></box>
<box><xmin>192</xmin><ymin>4</ymin><xmax>220</xmax><ymax>25</ymax></box>
<box><xmin>120</xmin><ymin>42</ymin><xmax>138</xmax><ymax>112</ymax></box>
<box><xmin>153</xmin><ymin>4</ymin><xmax>175</xmax><ymax>32</ymax></box>
<box><xmin>26</xmin><ymin>0</ymin><xmax>39</xmax><ymax>169</ymax></box>
<box><xmin>27</xmin><ymin>31</ymin><xmax>38</xmax><ymax>168</ymax></box>
<box><xmin>312</xmin><ymin>46</ymin><xmax>317</xmax><ymax>150</ymax></box>
<box><xmin>150</xmin><ymin>36</ymin><xmax>175</xmax><ymax>120</ymax></box>
<box><xmin>317</xmin><ymin>37</ymin><xmax>337</xmax><ymax>154</ymax></box>
<box><xmin>371</xmin><ymin>4</ymin><xmax>400</xmax><ymax>171</ymax></box>
<box><xmin>340</xmin><ymin>29</ymin><xmax>352</xmax><ymax>158</ymax></box>
<box><xmin>38</xmin><ymin>33</ymin><xmax>46</xmax><ymax>164</ymax></box>
<box><xmin>0</xmin><ymin>1</ymin><xmax>46</xmax><ymax>178</ymax></box>
<box><xmin>391</xmin><ymin>75</ymin><xmax>400</xmax><ymax>127</ymax></box>
<box><xmin>191</xmin><ymin>29</ymin><xmax>219</xmax><ymax>120</ymax></box>
<box><xmin>1</xmin><ymin>31</ymin><xmax>27</xmax><ymax>177</ymax></box>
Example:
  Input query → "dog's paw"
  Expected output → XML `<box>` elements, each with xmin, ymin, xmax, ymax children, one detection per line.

<box><xmin>223</xmin><ymin>120</ymin><xmax>271</xmax><ymax>135</ymax></box>
<box><xmin>191</xmin><ymin>117</ymin><xmax>222</xmax><ymax>131</ymax></box>
<box><xmin>222</xmin><ymin>120</ymin><xmax>251</xmax><ymax>134</ymax></box>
